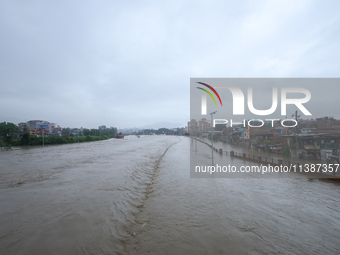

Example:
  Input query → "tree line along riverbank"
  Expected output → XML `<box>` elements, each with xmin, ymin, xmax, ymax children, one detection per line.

<box><xmin>0</xmin><ymin>121</ymin><xmax>119</xmax><ymax>149</ymax></box>
<box><xmin>0</xmin><ymin>135</ymin><xmax>112</xmax><ymax>149</ymax></box>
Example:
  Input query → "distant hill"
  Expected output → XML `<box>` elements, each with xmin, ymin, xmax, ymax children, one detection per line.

<box><xmin>139</xmin><ymin>122</ymin><xmax>184</xmax><ymax>130</ymax></box>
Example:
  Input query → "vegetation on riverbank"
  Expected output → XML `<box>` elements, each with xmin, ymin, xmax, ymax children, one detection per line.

<box><xmin>0</xmin><ymin>121</ymin><xmax>116</xmax><ymax>149</ymax></box>
<box><xmin>11</xmin><ymin>135</ymin><xmax>110</xmax><ymax>146</ymax></box>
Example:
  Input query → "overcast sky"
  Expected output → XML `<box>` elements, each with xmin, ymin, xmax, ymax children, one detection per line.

<box><xmin>1</xmin><ymin>0</ymin><xmax>339</xmax><ymax>129</ymax></box>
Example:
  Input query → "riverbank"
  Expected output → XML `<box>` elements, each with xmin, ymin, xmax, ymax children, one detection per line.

<box><xmin>0</xmin><ymin>135</ymin><xmax>112</xmax><ymax>150</ymax></box>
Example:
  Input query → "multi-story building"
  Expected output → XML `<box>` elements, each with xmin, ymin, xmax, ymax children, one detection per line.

<box><xmin>198</xmin><ymin>118</ymin><xmax>210</xmax><ymax>133</ymax></box>
<box><xmin>27</xmin><ymin>120</ymin><xmax>49</xmax><ymax>136</ymax></box>
<box><xmin>52</xmin><ymin>127</ymin><xmax>62</xmax><ymax>136</ymax></box>
<box><xmin>317</xmin><ymin>117</ymin><xmax>334</xmax><ymax>129</ymax></box>
<box><xmin>188</xmin><ymin>119</ymin><xmax>198</xmax><ymax>135</ymax></box>
<box><xmin>26</xmin><ymin>120</ymin><xmax>61</xmax><ymax>136</ymax></box>
<box><xmin>18</xmin><ymin>122</ymin><xmax>27</xmax><ymax>130</ymax></box>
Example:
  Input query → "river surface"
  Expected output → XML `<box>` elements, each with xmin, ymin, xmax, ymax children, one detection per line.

<box><xmin>0</xmin><ymin>136</ymin><xmax>339</xmax><ymax>254</ymax></box>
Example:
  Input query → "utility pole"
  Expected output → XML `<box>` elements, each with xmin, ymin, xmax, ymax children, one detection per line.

<box><xmin>292</xmin><ymin>110</ymin><xmax>300</xmax><ymax>158</ymax></box>
<box><xmin>195</xmin><ymin>134</ymin><xmax>197</xmax><ymax>152</ymax></box>
<box><xmin>194</xmin><ymin>131</ymin><xmax>197</xmax><ymax>152</ymax></box>
<box><xmin>210</xmin><ymin>111</ymin><xmax>217</xmax><ymax>166</ymax></box>
<box><xmin>292</xmin><ymin>110</ymin><xmax>299</xmax><ymax>122</ymax></box>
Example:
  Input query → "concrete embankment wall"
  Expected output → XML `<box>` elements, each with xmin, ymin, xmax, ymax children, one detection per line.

<box><xmin>195</xmin><ymin>138</ymin><xmax>340</xmax><ymax>181</ymax></box>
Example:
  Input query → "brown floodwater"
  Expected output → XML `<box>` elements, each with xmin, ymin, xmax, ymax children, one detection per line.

<box><xmin>0</xmin><ymin>136</ymin><xmax>339</xmax><ymax>254</ymax></box>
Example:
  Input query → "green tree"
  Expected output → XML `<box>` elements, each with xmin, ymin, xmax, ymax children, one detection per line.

<box><xmin>0</xmin><ymin>122</ymin><xmax>19</xmax><ymax>147</ymax></box>
<box><xmin>90</xmin><ymin>129</ymin><xmax>98</xmax><ymax>136</ymax></box>
<box><xmin>0</xmin><ymin>139</ymin><xmax>5</xmax><ymax>149</ymax></box>
<box><xmin>62</xmin><ymin>128</ymin><xmax>71</xmax><ymax>137</ymax></box>
<box><xmin>20</xmin><ymin>125</ymin><xmax>30</xmax><ymax>145</ymax></box>
<box><xmin>83</xmin><ymin>128</ymin><xmax>90</xmax><ymax>136</ymax></box>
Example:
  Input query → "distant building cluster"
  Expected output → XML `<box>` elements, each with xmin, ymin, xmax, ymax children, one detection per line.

<box><xmin>118</xmin><ymin>126</ymin><xmax>189</xmax><ymax>136</ymax></box>
<box><xmin>188</xmin><ymin>118</ymin><xmax>210</xmax><ymax>135</ymax></box>
<box><xmin>188</xmin><ymin>116</ymin><xmax>340</xmax><ymax>161</ymax></box>
<box><xmin>117</xmin><ymin>128</ymin><xmax>141</xmax><ymax>134</ymax></box>
<box><xmin>18</xmin><ymin>120</ymin><xmax>82</xmax><ymax>137</ymax></box>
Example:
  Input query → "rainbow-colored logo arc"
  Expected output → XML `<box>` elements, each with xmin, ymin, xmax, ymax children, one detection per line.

<box><xmin>196</xmin><ymin>82</ymin><xmax>222</xmax><ymax>106</ymax></box>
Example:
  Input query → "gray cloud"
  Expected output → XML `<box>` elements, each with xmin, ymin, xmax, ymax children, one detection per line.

<box><xmin>1</xmin><ymin>0</ymin><xmax>340</xmax><ymax>128</ymax></box>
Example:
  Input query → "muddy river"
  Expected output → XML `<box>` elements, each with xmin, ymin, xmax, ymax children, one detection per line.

<box><xmin>0</xmin><ymin>136</ymin><xmax>339</xmax><ymax>254</ymax></box>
